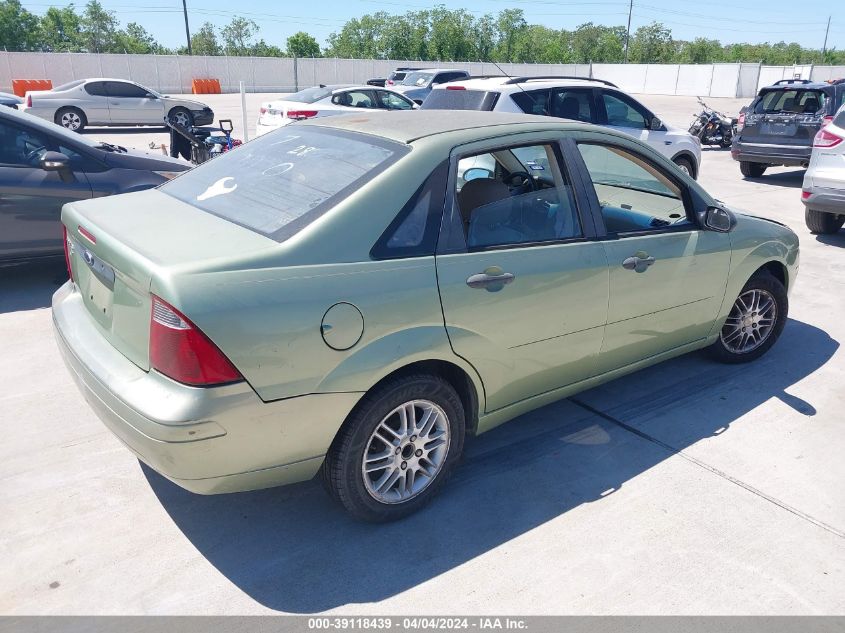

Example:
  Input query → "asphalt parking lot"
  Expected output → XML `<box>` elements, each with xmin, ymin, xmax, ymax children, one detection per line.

<box><xmin>2</xmin><ymin>94</ymin><xmax>844</xmax><ymax>615</ymax></box>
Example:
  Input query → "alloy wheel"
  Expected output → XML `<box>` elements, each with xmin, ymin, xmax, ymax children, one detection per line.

<box><xmin>720</xmin><ymin>288</ymin><xmax>777</xmax><ymax>354</ymax></box>
<box><xmin>170</xmin><ymin>111</ymin><xmax>190</xmax><ymax>127</ymax></box>
<box><xmin>361</xmin><ymin>400</ymin><xmax>450</xmax><ymax>504</ymax></box>
<box><xmin>61</xmin><ymin>111</ymin><xmax>81</xmax><ymax>130</ymax></box>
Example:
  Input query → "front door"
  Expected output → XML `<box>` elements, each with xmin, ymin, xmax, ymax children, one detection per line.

<box><xmin>105</xmin><ymin>81</ymin><xmax>164</xmax><ymax>125</ymax></box>
<box><xmin>573</xmin><ymin>140</ymin><xmax>731</xmax><ymax>372</ymax></box>
<box><xmin>0</xmin><ymin>120</ymin><xmax>92</xmax><ymax>260</ymax></box>
<box><xmin>436</xmin><ymin>138</ymin><xmax>609</xmax><ymax>412</ymax></box>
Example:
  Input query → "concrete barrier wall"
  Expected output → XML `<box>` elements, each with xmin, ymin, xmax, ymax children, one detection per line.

<box><xmin>2</xmin><ymin>52</ymin><xmax>843</xmax><ymax>99</ymax></box>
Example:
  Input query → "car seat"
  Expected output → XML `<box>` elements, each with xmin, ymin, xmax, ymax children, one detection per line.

<box><xmin>802</xmin><ymin>96</ymin><xmax>820</xmax><ymax>113</ymax></box>
<box><xmin>554</xmin><ymin>96</ymin><xmax>581</xmax><ymax>120</ymax></box>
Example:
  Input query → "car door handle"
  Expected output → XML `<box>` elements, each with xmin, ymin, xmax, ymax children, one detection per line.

<box><xmin>466</xmin><ymin>271</ymin><xmax>515</xmax><ymax>289</ymax></box>
<box><xmin>622</xmin><ymin>255</ymin><xmax>656</xmax><ymax>271</ymax></box>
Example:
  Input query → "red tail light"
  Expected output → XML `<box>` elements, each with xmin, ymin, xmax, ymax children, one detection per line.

<box><xmin>446</xmin><ymin>85</ymin><xmax>466</xmax><ymax>90</ymax></box>
<box><xmin>286</xmin><ymin>110</ymin><xmax>318</xmax><ymax>120</ymax></box>
<box><xmin>150</xmin><ymin>296</ymin><xmax>242</xmax><ymax>386</ymax></box>
<box><xmin>62</xmin><ymin>226</ymin><xmax>73</xmax><ymax>282</ymax></box>
<box><xmin>737</xmin><ymin>111</ymin><xmax>745</xmax><ymax>132</ymax></box>
<box><xmin>259</xmin><ymin>107</ymin><xmax>267</xmax><ymax>114</ymax></box>
<box><xmin>813</xmin><ymin>128</ymin><xmax>843</xmax><ymax>148</ymax></box>
<box><xmin>386</xmin><ymin>80</ymin><xmax>394</xmax><ymax>85</ymax></box>
<box><xmin>801</xmin><ymin>191</ymin><xmax>811</xmax><ymax>200</ymax></box>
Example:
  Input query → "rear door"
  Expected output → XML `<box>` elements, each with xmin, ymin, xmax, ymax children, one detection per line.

<box><xmin>0</xmin><ymin>118</ymin><xmax>92</xmax><ymax>260</ymax></box>
<box><xmin>105</xmin><ymin>81</ymin><xmax>164</xmax><ymax>125</ymax></box>
<box><xmin>741</xmin><ymin>87</ymin><xmax>828</xmax><ymax>151</ymax></box>
<box><xmin>435</xmin><ymin>135</ymin><xmax>609</xmax><ymax>412</ymax></box>
<box><xmin>81</xmin><ymin>81</ymin><xmax>111</xmax><ymax>125</ymax></box>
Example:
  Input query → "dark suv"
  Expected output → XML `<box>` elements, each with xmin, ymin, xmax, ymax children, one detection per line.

<box><xmin>732</xmin><ymin>78</ymin><xmax>845</xmax><ymax>177</ymax></box>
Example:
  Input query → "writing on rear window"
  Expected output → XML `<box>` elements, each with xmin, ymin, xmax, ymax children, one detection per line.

<box><xmin>160</xmin><ymin>128</ymin><xmax>406</xmax><ymax>240</ymax></box>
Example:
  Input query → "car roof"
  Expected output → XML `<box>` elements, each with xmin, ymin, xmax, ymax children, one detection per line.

<box><xmin>760</xmin><ymin>81</ymin><xmax>834</xmax><ymax>91</ymax></box>
<box><xmin>433</xmin><ymin>76</ymin><xmax>612</xmax><ymax>91</ymax></box>
<box><xmin>411</xmin><ymin>68</ymin><xmax>469</xmax><ymax>74</ymax></box>
<box><xmin>302</xmin><ymin>110</ymin><xmax>586</xmax><ymax>143</ymax></box>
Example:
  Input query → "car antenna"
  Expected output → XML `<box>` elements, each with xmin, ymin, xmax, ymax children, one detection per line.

<box><xmin>487</xmin><ymin>59</ymin><xmax>543</xmax><ymax>114</ymax></box>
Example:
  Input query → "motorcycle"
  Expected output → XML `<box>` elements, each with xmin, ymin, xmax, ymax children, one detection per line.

<box><xmin>165</xmin><ymin>118</ymin><xmax>243</xmax><ymax>165</ymax></box>
<box><xmin>688</xmin><ymin>98</ymin><xmax>737</xmax><ymax>148</ymax></box>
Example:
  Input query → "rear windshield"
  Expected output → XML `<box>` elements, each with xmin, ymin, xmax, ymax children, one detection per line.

<box><xmin>401</xmin><ymin>72</ymin><xmax>434</xmax><ymax>87</ymax></box>
<box><xmin>286</xmin><ymin>86</ymin><xmax>337</xmax><ymax>104</ymax></box>
<box><xmin>421</xmin><ymin>89</ymin><xmax>500</xmax><ymax>111</ymax></box>
<box><xmin>160</xmin><ymin>127</ymin><xmax>408</xmax><ymax>240</ymax></box>
<box><xmin>755</xmin><ymin>89</ymin><xmax>827</xmax><ymax>114</ymax></box>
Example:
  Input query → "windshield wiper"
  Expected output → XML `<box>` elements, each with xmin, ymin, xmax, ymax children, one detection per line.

<box><xmin>97</xmin><ymin>142</ymin><xmax>128</xmax><ymax>153</ymax></box>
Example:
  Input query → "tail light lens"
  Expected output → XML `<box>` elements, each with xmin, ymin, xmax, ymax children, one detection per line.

<box><xmin>62</xmin><ymin>226</ymin><xmax>73</xmax><ymax>282</ymax></box>
<box><xmin>150</xmin><ymin>296</ymin><xmax>242</xmax><ymax>386</ymax></box>
<box><xmin>801</xmin><ymin>191</ymin><xmax>811</xmax><ymax>200</ymax></box>
<box><xmin>737</xmin><ymin>112</ymin><xmax>745</xmax><ymax>132</ymax></box>
<box><xmin>26</xmin><ymin>94</ymin><xmax>32</xmax><ymax>108</ymax></box>
<box><xmin>286</xmin><ymin>110</ymin><xmax>318</xmax><ymax>120</ymax></box>
<box><xmin>813</xmin><ymin>128</ymin><xmax>843</xmax><ymax>148</ymax></box>
<box><xmin>259</xmin><ymin>107</ymin><xmax>267</xmax><ymax>114</ymax></box>
<box><xmin>446</xmin><ymin>85</ymin><xmax>466</xmax><ymax>90</ymax></box>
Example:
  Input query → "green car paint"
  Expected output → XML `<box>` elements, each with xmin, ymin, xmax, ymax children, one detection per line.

<box><xmin>53</xmin><ymin>111</ymin><xmax>798</xmax><ymax>495</ymax></box>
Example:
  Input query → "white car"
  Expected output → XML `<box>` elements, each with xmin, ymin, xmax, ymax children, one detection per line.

<box><xmin>20</xmin><ymin>78</ymin><xmax>214</xmax><ymax>132</ymax></box>
<box><xmin>802</xmin><ymin>102</ymin><xmax>845</xmax><ymax>234</ymax></box>
<box><xmin>255</xmin><ymin>85</ymin><xmax>418</xmax><ymax>137</ymax></box>
<box><xmin>423</xmin><ymin>76</ymin><xmax>702</xmax><ymax>178</ymax></box>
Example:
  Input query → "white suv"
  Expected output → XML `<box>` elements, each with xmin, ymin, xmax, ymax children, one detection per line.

<box><xmin>802</xmin><ymin>102</ymin><xmax>845</xmax><ymax>234</ymax></box>
<box><xmin>423</xmin><ymin>76</ymin><xmax>702</xmax><ymax>178</ymax></box>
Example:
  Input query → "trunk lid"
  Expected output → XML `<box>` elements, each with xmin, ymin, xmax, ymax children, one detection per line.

<box><xmin>62</xmin><ymin>188</ymin><xmax>278</xmax><ymax>371</ymax></box>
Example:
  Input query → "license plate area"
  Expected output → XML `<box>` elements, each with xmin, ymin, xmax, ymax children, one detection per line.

<box><xmin>761</xmin><ymin>121</ymin><xmax>797</xmax><ymax>136</ymax></box>
<box><xmin>73</xmin><ymin>237</ymin><xmax>116</xmax><ymax>327</ymax></box>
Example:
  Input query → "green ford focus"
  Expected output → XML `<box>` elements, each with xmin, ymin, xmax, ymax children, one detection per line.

<box><xmin>53</xmin><ymin>111</ymin><xmax>799</xmax><ymax>521</ymax></box>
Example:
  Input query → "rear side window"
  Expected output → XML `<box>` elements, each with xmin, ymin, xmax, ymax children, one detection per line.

<box><xmin>84</xmin><ymin>82</ymin><xmax>108</xmax><ymax>96</ymax></box>
<box><xmin>287</xmin><ymin>86</ymin><xmax>334</xmax><ymax>103</ymax></box>
<box><xmin>161</xmin><ymin>127</ymin><xmax>408</xmax><ymax>241</ymax></box>
<box><xmin>422</xmin><ymin>89</ymin><xmax>500</xmax><ymax>111</ymax></box>
<box><xmin>755</xmin><ymin>89</ymin><xmax>827</xmax><ymax>114</ymax></box>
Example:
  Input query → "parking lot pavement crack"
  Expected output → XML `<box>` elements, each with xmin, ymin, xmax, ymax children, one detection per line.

<box><xmin>569</xmin><ymin>397</ymin><xmax>845</xmax><ymax>540</ymax></box>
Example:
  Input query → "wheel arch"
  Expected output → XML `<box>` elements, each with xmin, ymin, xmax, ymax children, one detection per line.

<box><xmin>671</xmin><ymin>150</ymin><xmax>699</xmax><ymax>179</ymax></box>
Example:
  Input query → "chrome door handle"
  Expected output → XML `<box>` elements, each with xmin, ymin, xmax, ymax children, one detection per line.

<box><xmin>466</xmin><ymin>271</ymin><xmax>515</xmax><ymax>290</ymax></box>
<box><xmin>622</xmin><ymin>255</ymin><xmax>656</xmax><ymax>271</ymax></box>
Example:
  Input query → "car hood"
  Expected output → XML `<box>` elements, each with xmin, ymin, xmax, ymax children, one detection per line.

<box><xmin>104</xmin><ymin>148</ymin><xmax>190</xmax><ymax>171</ymax></box>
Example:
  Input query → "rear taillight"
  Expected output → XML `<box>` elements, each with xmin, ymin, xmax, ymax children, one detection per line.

<box><xmin>149</xmin><ymin>296</ymin><xmax>242</xmax><ymax>386</ymax></box>
<box><xmin>286</xmin><ymin>110</ymin><xmax>318</xmax><ymax>120</ymax></box>
<box><xmin>62</xmin><ymin>226</ymin><xmax>73</xmax><ymax>282</ymax></box>
<box><xmin>737</xmin><ymin>111</ymin><xmax>745</xmax><ymax>132</ymax></box>
<box><xmin>801</xmin><ymin>191</ymin><xmax>811</xmax><ymax>200</ymax></box>
<box><xmin>259</xmin><ymin>107</ymin><xmax>267</xmax><ymax>114</ymax></box>
<box><xmin>813</xmin><ymin>128</ymin><xmax>844</xmax><ymax>148</ymax></box>
<box><xmin>25</xmin><ymin>94</ymin><xmax>32</xmax><ymax>108</ymax></box>
<box><xmin>386</xmin><ymin>80</ymin><xmax>394</xmax><ymax>85</ymax></box>
<box><xmin>446</xmin><ymin>85</ymin><xmax>466</xmax><ymax>90</ymax></box>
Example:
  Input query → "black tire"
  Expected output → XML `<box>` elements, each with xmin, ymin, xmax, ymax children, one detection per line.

<box><xmin>707</xmin><ymin>271</ymin><xmax>787</xmax><ymax>364</ymax></box>
<box><xmin>54</xmin><ymin>107</ymin><xmax>86</xmax><ymax>132</ymax></box>
<box><xmin>673</xmin><ymin>156</ymin><xmax>696</xmax><ymax>179</ymax></box>
<box><xmin>168</xmin><ymin>107</ymin><xmax>193</xmax><ymax>128</ymax></box>
<box><xmin>720</xmin><ymin>132</ymin><xmax>733</xmax><ymax>148</ymax></box>
<box><xmin>740</xmin><ymin>161</ymin><xmax>767</xmax><ymax>178</ymax></box>
<box><xmin>805</xmin><ymin>209</ymin><xmax>844</xmax><ymax>234</ymax></box>
<box><xmin>323</xmin><ymin>374</ymin><xmax>465</xmax><ymax>522</ymax></box>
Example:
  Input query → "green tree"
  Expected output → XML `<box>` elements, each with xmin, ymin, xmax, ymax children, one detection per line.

<box><xmin>188</xmin><ymin>22</ymin><xmax>220</xmax><ymax>55</ymax></box>
<box><xmin>572</xmin><ymin>23</ymin><xmax>625</xmax><ymax>63</ymax></box>
<box><xmin>629</xmin><ymin>21</ymin><xmax>674</xmax><ymax>63</ymax></box>
<box><xmin>286</xmin><ymin>31</ymin><xmax>320</xmax><ymax>57</ymax></box>
<box><xmin>80</xmin><ymin>0</ymin><xmax>119</xmax><ymax>52</ymax></box>
<box><xmin>678</xmin><ymin>37</ymin><xmax>723</xmax><ymax>63</ymax></box>
<box><xmin>220</xmin><ymin>16</ymin><xmax>258</xmax><ymax>55</ymax></box>
<box><xmin>0</xmin><ymin>0</ymin><xmax>41</xmax><ymax>51</ymax></box>
<box><xmin>494</xmin><ymin>8</ymin><xmax>527</xmax><ymax>62</ymax></box>
<box><xmin>253</xmin><ymin>39</ymin><xmax>285</xmax><ymax>57</ymax></box>
<box><xmin>117</xmin><ymin>22</ymin><xmax>167</xmax><ymax>54</ymax></box>
<box><xmin>39</xmin><ymin>4</ymin><xmax>82</xmax><ymax>52</ymax></box>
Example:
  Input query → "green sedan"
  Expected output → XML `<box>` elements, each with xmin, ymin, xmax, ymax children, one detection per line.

<box><xmin>53</xmin><ymin>111</ymin><xmax>799</xmax><ymax>521</ymax></box>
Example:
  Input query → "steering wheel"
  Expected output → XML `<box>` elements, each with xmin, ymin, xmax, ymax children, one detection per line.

<box><xmin>25</xmin><ymin>147</ymin><xmax>46</xmax><ymax>165</ymax></box>
<box><xmin>503</xmin><ymin>170</ymin><xmax>536</xmax><ymax>194</ymax></box>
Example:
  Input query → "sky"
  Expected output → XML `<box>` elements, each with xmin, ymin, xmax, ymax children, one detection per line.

<box><xmin>21</xmin><ymin>0</ymin><xmax>845</xmax><ymax>53</ymax></box>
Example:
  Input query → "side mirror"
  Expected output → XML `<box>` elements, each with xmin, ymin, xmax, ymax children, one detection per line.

<box><xmin>701</xmin><ymin>206</ymin><xmax>736</xmax><ymax>232</ymax></box>
<box><xmin>650</xmin><ymin>116</ymin><xmax>663</xmax><ymax>131</ymax></box>
<box><xmin>40</xmin><ymin>151</ymin><xmax>74</xmax><ymax>182</ymax></box>
<box><xmin>463</xmin><ymin>167</ymin><xmax>494</xmax><ymax>182</ymax></box>
<box><xmin>144</xmin><ymin>93</ymin><xmax>157</xmax><ymax>99</ymax></box>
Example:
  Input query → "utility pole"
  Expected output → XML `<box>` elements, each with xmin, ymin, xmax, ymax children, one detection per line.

<box><xmin>821</xmin><ymin>15</ymin><xmax>831</xmax><ymax>60</ymax></box>
<box><xmin>182</xmin><ymin>0</ymin><xmax>192</xmax><ymax>55</ymax></box>
<box><xmin>624</xmin><ymin>0</ymin><xmax>633</xmax><ymax>63</ymax></box>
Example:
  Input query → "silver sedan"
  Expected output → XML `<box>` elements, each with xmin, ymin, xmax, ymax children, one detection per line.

<box><xmin>20</xmin><ymin>78</ymin><xmax>214</xmax><ymax>132</ymax></box>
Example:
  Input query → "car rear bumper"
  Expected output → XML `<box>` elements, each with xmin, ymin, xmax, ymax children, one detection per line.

<box><xmin>255</xmin><ymin>118</ymin><xmax>294</xmax><ymax>136</ymax></box>
<box><xmin>731</xmin><ymin>142</ymin><xmax>812</xmax><ymax>166</ymax></box>
<box><xmin>802</xmin><ymin>186</ymin><xmax>845</xmax><ymax>215</ymax></box>
<box><xmin>52</xmin><ymin>282</ymin><xmax>362</xmax><ymax>494</ymax></box>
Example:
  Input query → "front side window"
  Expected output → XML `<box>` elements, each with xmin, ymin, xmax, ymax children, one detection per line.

<box><xmin>106</xmin><ymin>82</ymin><xmax>148</xmax><ymax>98</ymax></box>
<box><xmin>602</xmin><ymin>92</ymin><xmax>647</xmax><ymax>129</ymax></box>
<box><xmin>511</xmin><ymin>90</ymin><xmax>550</xmax><ymax>116</ymax></box>
<box><xmin>577</xmin><ymin>143</ymin><xmax>689</xmax><ymax>233</ymax></box>
<box><xmin>377</xmin><ymin>91</ymin><xmax>413</xmax><ymax>110</ymax></box>
<box><xmin>454</xmin><ymin>143</ymin><xmax>582</xmax><ymax>249</ymax></box>
<box><xmin>401</xmin><ymin>72</ymin><xmax>434</xmax><ymax>87</ymax></box>
<box><xmin>161</xmin><ymin>127</ymin><xmax>407</xmax><ymax>241</ymax></box>
<box><xmin>0</xmin><ymin>122</ymin><xmax>49</xmax><ymax>166</ymax></box>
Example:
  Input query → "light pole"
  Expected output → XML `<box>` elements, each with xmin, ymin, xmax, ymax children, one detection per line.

<box><xmin>182</xmin><ymin>0</ymin><xmax>192</xmax><ymax>55</ymax></box>
<box><xmin>624</xmin><ymin>0</ymin><xmax>633</xmax><ymax>63</ymax></box>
